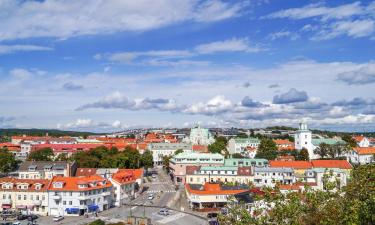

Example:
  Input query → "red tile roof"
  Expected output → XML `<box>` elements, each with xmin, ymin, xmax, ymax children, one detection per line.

<box><xmin>269</xmin><ymin>160</ymin><xmax>313</xmax><ymax>169</ymax></box>
<box><xmin>274</xmin><ymin>139</ymin><xmax>293</xmax><ymax>145</ymax></box>
<box><xmin>311</xmin><ymin>160</ymin><xmax>352</xmax><ymax>169</ymax></box>
<box><xmin>353</xmin><ymin>136</ymin><xmax>366</xmax><ymax>142</ymax></box>
<box><xmin>0</xmin><ymin>143</ymin><xmax>21</xmax><ymax>151</ymax></box>
<box><xmin>118</xmin><ymin>169</ymin><xmax>144</xmax><ymax>180</ymax></box>
<box><xmin>0</xmin><ymin>177</ymin><xmax>50</xmax><ymax>192</ymax></box>
<box><xmin>192</xmin><ymin>145</ymin><xmax>208</xmax><ymax>152</ymax></box>
<box><xmin>112</xmin><ymin>171</ymin><xmax>135</xmax><ymax>184</ymax></box>
<box><xmin>353</xmin><ymin>147</ymin><xmax>375</xmax><ymax>155</ymax></box>
<box><xmin>186</xmin><ymin>183</ymin><xmax>249</xmax><ymax>195</ymax></box>
<box><xmin>48</xmin><ymin>175</ymin><xmax>112</xmax><ymax>191</ymax></box>
<box><xmin>75</xmin><ymin>168</ymin><xmax>97</xmax><ymax>177</ymax></box>
<box><xmin>186</xmin><ymin>165</ymin><xmax>201</xmax><ymax>175</ymax></box>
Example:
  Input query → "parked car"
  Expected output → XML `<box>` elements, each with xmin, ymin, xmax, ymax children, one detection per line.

<box><xmin>147</xmin><ymin>194</ymin><xmax>154</xmax><ymax>200</ymax></box>
<box><xmin>158</xmin><ymin>209</ymin><xmax>169</xmax><ymax>216</ymax></box>
<box><xmin>152</xmin><ymin>174</ymin><xmax>157</xmax><ymax>179</ymax></box>
<box><xmin>12</xmin><ymin>222</ymin><xmax>21</xmax><ymax>225</ymax></box>
<box><xmin>53</xmin><ymin>216</ymin><xmax>64</xmax><ymax>222</ymax></box>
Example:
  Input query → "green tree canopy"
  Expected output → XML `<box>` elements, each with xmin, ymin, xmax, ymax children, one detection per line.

<box><xmin>255</xmin><ymin>138</ymin><xmax>278</xmax><ymax>160</ymax></box>
<box><xmin>0</xmin><ymin>148</ymin><xmax>18</xmax><ymax>173</ymax></box>
<box><xmin>208</xmin><ymin>137</ymin><xmax>227</xmax><ymax>154</ymax></box>
<box><xmin>27</xmin><ymin>147</ymin><xmax>54</xmax><ymax>161</ymax></box>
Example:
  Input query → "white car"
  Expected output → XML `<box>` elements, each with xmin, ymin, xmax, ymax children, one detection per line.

<box><xmin>147</xmin><ymin>194</ymin><xmax>154</xmax><ymax>200</ymax></box>
<box><xmin>12</xmin><ymin>222</ymin><xmax>21</xmax><ymax>225</ymax></box>
<box><xmin>53</xmin><ymin>216</ymin><xmax>64</xmax><ymax>222</ymax></box>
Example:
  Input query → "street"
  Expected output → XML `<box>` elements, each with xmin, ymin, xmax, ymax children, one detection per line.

<box><xmin>6</xmin><ymin>167</ymin><xmax>207</xmax><ymax>225</ymax></box>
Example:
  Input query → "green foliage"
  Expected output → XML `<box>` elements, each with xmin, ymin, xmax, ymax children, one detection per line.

<box><xmin>174</xmin><ymin>149</ymin><xmax>183</xmax><ymax>155</ymax></box>
<box><xmin>208</xmin><ymin>137</ymin><xmax>227</xmax><ymax>154</ymax></box>
<box><xmin>341</xmin><ymin>134</ymin><xmax>357</xmax><ymax>147</ymax></box>
<box><xmin>255</xmin><ymin>139</ymin><xmax>277</xmax><ymax>160</ymax></box>
<box><xmin>140</xmin><ymin>150</ymin><xmax>153</xmax><ymax>170</ymax></box>
<box><xmin>54</xmin><ymin>153</ymin><xmax>69</xmax><ymax>161</ymax></box>
<box><xmin>27</xmin><ymin>147</ymin><xmax>54</xmax><ymax>161</ymax></box>
<box><xmin>0</xmin><ymin>148</ymin><xmax>18</xmax><ymax>173</ymax></box>
<box><xmin>87</xmin><ymin>220</ymin><xmax>105</xmax><ymax>225</ymax></box>
<box><xmin>232</xmin><ymin>153</ymin><xmax>244</xmax><ymax>158</ymax></box>
<box><xmin>314</xmin><ymin>143</ymin><xmax>350</xmax><ymax>159</ymax></box>
<box><xmin>298</xmin><ymin>148</ymin><xmax>309</xmax><ymax>161</ymax></box>
<box><xmin>0</xmin><ymin>128</ymin><xmax>98</xmax><ymax>138</ymax></box>
<box><xmin>236</xmin><ymin>133</ymin><xmax>248</xmax><ymax>138</ymax></box>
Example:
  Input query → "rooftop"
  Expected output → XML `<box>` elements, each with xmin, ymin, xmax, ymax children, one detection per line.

<box><xmin>353</xmin><ymin>147</ymin><xmax>375</xmax><ymax>155</ymax></box>
<box><xmin>186</xmin><ymin>182</ymin><xmax>249</xmax><ymax>195</ymax></box>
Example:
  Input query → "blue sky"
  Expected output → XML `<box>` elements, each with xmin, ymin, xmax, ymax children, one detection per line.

<box><xmin>0</xmin><ymin>0</ymin><xmax>375</xmax><ymax>132</ymax></box>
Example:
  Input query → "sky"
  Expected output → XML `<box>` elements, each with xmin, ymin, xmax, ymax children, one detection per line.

<box><xmin>0</xmin><ymin>0</ymin><xmax>375</xmax><ymax>132</ymax></box>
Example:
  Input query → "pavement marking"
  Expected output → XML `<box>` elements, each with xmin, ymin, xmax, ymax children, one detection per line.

<box><xmin>157</xmin><ymin>212</ymin><xmax>187</xmax><ymax>224</ymax></box>
<box><xmin>131</xmin><ymin>206</ymin><xmax>137</xmax><ymax>210</ymax></box>
<box><xmin>146</xmin><ymin>190</ymin><xmax>176</xmax><ymax>193</ymax></box>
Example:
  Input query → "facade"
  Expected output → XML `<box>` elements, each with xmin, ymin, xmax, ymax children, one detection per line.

<box><xmin>169</xmin><ymin>152</ymin><xmax>224</xmax><ymax>184</ymax></box>
<box><xmin>227</xmin><ymin>137</ymin><xmax>260</xmax><ymax>155</ymax></box>
<box><xmin>0</xmin><ymin>178</ymin><xmax>50</xmax><ymax>216</ymax></box>
<box><xmin>253</xmin><ymin>167</ymin><xmax>295</xmax><ymax>188</ymax></box>
<box><xmin>183</xmin><ymin>125</ymin><xmax>215</xmax><ymax>145</ymax></box>
<box><xmin>224</xmin><ymin>158</ymin><xmax>268</xmax><ymax>168</ymax></box>
<box><xmin>274</xmin><ymin>139</ymin><xmax>294</xmax><ymax>151</ymax></box>
<box><xmin>269</xmin><ymin>160</ymin><xmax>313</xmax><ymax>178</ymax></box>
<box><xmin>304</xmin><ymin>168</ymin><xmax>347</xmax><ymax>191</ymax></box>
<box><xmin>47</xmin><ymin>176</ymin><xmax>113</xmax><ymax>216</ymax></box>
<box><xmin>148</xmin><ymin>143</ymin><xmax>192</xmax><ymax>166</ymax></box>
<box><xmin>18</xmin><ymin>161</ymin><xmax>76</xmax><ymax>180</ymax></box>
<box><xmin>109</xmin><ymin>171</ymin><xmax>136</xmax><ymax>207</ymax></box>
<box><xmin>348</xmin><ymin>147</ymin><xmax>375</xmax><ymax>165</ymax></box>
<box><xmin>186</xmin><ymin>166</ymin><xmax>253</xmax><ymax>185</ymax></box>
<box><xmin>353</xmin><ymin>136</ymin><xmax>370</xmax><ymax>147</ymax></box>
<box><xmin>31</xmin><ymin>143</ymin><xmax>111</xmax><ymax>158</ymax></box>
<box><xmin>294</xmin><ymin>122</ymin><xmax>315</xmax><ymax>159</ymax></box>
<box><xmin>185</xmin><ymin>182</ymin><xmax>250</xmax><ymax>210</ymax></box>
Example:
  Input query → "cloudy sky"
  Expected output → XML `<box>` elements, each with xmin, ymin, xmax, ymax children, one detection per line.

<box><xmin>0</xmin><ymin>0</ymin><xmax>375</xmax><ymax>132</ymax></box>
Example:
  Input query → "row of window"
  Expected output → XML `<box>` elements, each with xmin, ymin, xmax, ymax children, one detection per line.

<box><xmin>1</xmin><ymin>194</ymin><xmax>45</xmax><ymax>201</ymax></box>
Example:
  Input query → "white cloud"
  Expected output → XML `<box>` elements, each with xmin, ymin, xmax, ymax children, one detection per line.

<box><xmin>0</xmin><ymin>44</ymin><xmax>52</xmax><ymax>55</ymax></box>
<box><xmin>267</xmin><ymin>31</ymin><xmax>299</xmax><ymax>40</ymax></box>
<box><xmin>194</xmin><ymin>38</ymin><xmax>263</xmax><ymax>54</ymax></box>
<box><xmin>0</xmin><ymin>0</ymin><xmax>245</xmax><ymax>41</ymax></box>
<box><xmin>314</xmin><ymin>19</ymin><xmax>375</xmax><ymax>40</ymax></box>
<box><xmin>57</xmin><ymin>118</ymin><xmax>128</xmax><ymax>131</ymax></box>
<box><xmin>182</xmin><ymin>95</ymin><xmax>233</xmax><ymax>115</ymax></box>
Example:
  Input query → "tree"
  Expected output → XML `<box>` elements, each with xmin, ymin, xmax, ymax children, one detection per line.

<box><xmin>174</xmin><ymin>149</ymin><xmax>183</xmax><ymax>155</ymax></box>
<box><xmin>140</xmin><ymin>150</ymin><xmax>153</xmax><ymax>172</ymax></box>
<box><xmin>341</xmin><ymin>134</ymin><xmax>357</xmax><ymax>147</ymax></box>
<box><xmin>298</xmin><ymin>148</ymin><xmax>309</xmax><ymax>161</ymax></box>
<box><xmin>314</xmin><ymin>143</ymin><xmax>329</xmax><ymax>159</ymax></box>
<box><xmin>255</xmin><ymin>139</ymin><xmax>277</xmax><ymax>160</ymax></box>
<box><xmin>237</xmin><ymin>133</ymin><xmax>248</xmax><ymax>138</ymax></box>
<box><xmin>162</xmin><ymin>155</ymin><xmax>171</xmax><ymax>171</ymax></box>
<box><xmin>0</xmin><ymin>148</ymin><xmax>17</xmax><ymax>173</ymax></box>
<box><xmin>232</xmin><ymin>153</ymin><xmax>244</xmax><ymax>158</ymax></box>
<box><xmin>208</xmin><ymin>137</ymin><xmax>227</xmax><ymax>154</ymax></box>
<box><xmin>27</xmin><ymin>147</ymin><xmax>54</xmax><ymax>161</ymax></box>
<box><xmin>54</xmin><ymin>153</ymin><xmax>69</xmax><ymax>161</ymax></box>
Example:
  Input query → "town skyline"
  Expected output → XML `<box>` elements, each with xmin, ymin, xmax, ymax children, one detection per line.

<box><xmin>1</xmin><ymin>0</ymin><xmax>375</xmax><ymax>132</ymax></box>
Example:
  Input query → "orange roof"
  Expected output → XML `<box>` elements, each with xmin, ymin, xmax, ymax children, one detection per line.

<box><xmin>353</xmin><ymin>147</ymin><xmax>375</xmax><ymax>155</ymax></box>
<box><xmin>192</xmin><ymin>145</ymin><xmax>208</xmax><ymax>152</ymax></box>
<box><xmin>274</xmin><ymin>139</ymin><xmax>293</xmax><ymax>145</ymax></box>
<box><xmin>269</xmin><ymin>160</ymin><xmax>313</xmax><ymax>169</ymax></box>
<box><xmin>118</xmin><ymin>168</ymin><xmax>144</xmax><ymax>180</ymax></box>
<box><xmin>0</xmin><ymin>143</ymin><xmax>21</xmax><ymax>151</ymax></box>
<box><xmin>279</xmin><ymin>182</ymin><xmax>317</xmax><ymax>190</ymax></box>
<box><xmin>112</xmin><ymin>171</ymin><xmax>135</xmax><ymax>184</ymax></box>
<box><xmin>185</xmin><ymin>183</ymin><xmax>249</xmax><ymax>195</ymax></box>
<box><xmin>48</xmin><ymin>175</ymin><xmax>112</xmax><ymax>191</ymax></box>
<box><xmin>353</xmin><ymin>136</ymin><xmax>366</xmax><ymax>142</ymax></box>
<box><xmin>311</xmin><ymin>160</ymin><xmax>352</xmax><ymax>169</ymax></box>
<box><xmin>0</xmin><ymin>177</ymin><xmax>50</xmax><ymax>192</ymax></box>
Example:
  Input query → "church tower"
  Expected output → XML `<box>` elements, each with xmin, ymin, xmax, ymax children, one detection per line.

<box><xmin>294</xmin><ymin>122</ymin><xmax>315</xmax><ymax>159</ymax></box>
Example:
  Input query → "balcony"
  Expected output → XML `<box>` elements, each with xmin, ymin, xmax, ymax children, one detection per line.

<box><xmin>101</xmin><ymin>191</ymin><xmax>111</xmax><ymax>197</ymax></box>
<box><xmin>51</xmin><ymin>195</ymin><xmax>61</xmax><ymax>200</ymax></box>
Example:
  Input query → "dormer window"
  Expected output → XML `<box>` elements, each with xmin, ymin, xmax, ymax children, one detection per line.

<box><xmin>78</xmin><ymin>184</ymin><xmax>88</xmax><ymax>189</ymax></box>
<box><xmin>28</xmin><ymin>165</ymin><xmax>37</xmax><ymax>172</ymax></box>
<box><xmin>34</xmin><ymin>183</ymin><xmax>42</xmax><ymax>190</ymax></box>
<box><xmin>1</xmin><ymin>183</ymin><xmax>13</xmax><ymax>189</ymax></box>
<box><xmin>53</xmin><ymin>182</ymin><xmax>64</xmax><ymax>188</ymax></box>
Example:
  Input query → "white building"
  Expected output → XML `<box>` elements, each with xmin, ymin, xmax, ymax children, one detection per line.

<box><xmin>227</xmin><ymin>137</ymin><xmax>260</xmax><ymax>156</ymax></box>
<box><xmin>108</xmin><ymin>171</ymin><xmax>136</xmax><ymax>207</ymax></box>
<box><xmin>294</xmin><ymin>122</ymin><xmax>317</xmax><ymax>159</ymax></box>
<box><xmin>47</xmin><ymin>176</ymin><xmax>113</xmax><ymax>216</ymax></box>
<box><xmin>148</xmin><ymin>143</ymin><xmax>192</xmax><ymax>166</ymax></box>
<box><xmin>183</xmin><ymin>125</ymin><xmax>215</xmax><ymax>145</ymax></box>
<box><xmin>353</xmin><ymin>136</ymin><xmax>370</xmax><ymax>147</ymax></box>
<box><xmin>18</xmin><ymin>161</ymin><xmax>76</xmax><ymax>180</ymax></box>
<box><xmin>253</xmin><ymin>167</ymin><xmax>295</xmax><ymax>188</ymax></box>
<box><xmin>0</xmin><ymin>178</ymin><xmax>50</xmax><ymax>216</ymax></box>
<box><xmin>304</xmin><ymin>168</ymin><xmax>347</xmax><ymax>191</ymax></box>
<box><xmin>348</xmin><ymin>147</ymin><xmax>375</xmax><ymax>165</ymax></box>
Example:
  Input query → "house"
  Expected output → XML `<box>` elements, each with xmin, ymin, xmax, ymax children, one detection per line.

<box><xmin>148</xmin><ymin>143</ymin><xmax>192</xmax><ymax>166</ymax></box>
<box><xmin>310</xmin><ymin>160</ymin><xmax>352</xmax><ymax>175</ymax></box>
<box><xmin>348</xmin><ymin>147</ymin><xmax>375</xmax><ymax>165</ymax></box>
<box><xmin>0</xmin><ymin>177</ymin><xmax>50</xmax><ymax>215</ymax></box>
<box><xmin>269</xmin><ymin>160</ymin><xmax>313</xmax><ymax>178</ymax></box>
<box><xmin>169</xmin><ymin>152</ymin><xmax>224</xmax><ymax>184</ymax></box>
<box><xmin>227</xmin><ymin>137</ymin><xmax>260</xmax><ymax>156</ymax></box>
<box><xmin>183</xmin><ymin>125</ymin><xmax>215</xmax><ymax>145</ymax></box>
<box><xmin>304</xmin><ymin>168</ymin><xmax>347</xmax><ymax>191</ymax></box>
<box><xmin>274</xmin><ymin>139</ymin><xmax>294</xmax><ymax>151</ymax></box>
<box><xmin>192</xmin><ymin>145</ymin><xmax>209</xmax><ymax>153</ymax></box>
<box><xmin>18</xmin><ymin>161</ymin><xmax>77</xmax><ymax>180</ymax></box>
<box><xmin>0</xmin><ymin>143</ymin><xmax>21</xmax><ymax>158</ymax></box>
<box><xmin>353</xmin><ymin>136</ymin><xmax>370</xmax><ymax>147</ymax></box>
<box><xmin>31</xmin><ymin>143</ymin><xmax>112</xmax><ymax>158</ymax></box>
<box><xmin>185</xmin><ymin>182</ymin><xmax>251</xmax><ymax>211</ymax></box>
<box><xmin>253</xmin><ymin>167</ymin><xmax>295</xmax><ymax>188</ymax></box>
<box><xmin>224</xmin><ymin>158</ymin><xmax>268</xmax><ymax>168</ymax></box>
<box><xmin>47</xmin><ymin>176</ymin><xmax>113</xmax><ymax>216</ymax></box>
<box><xmin>109</xmin><ymin>171</ymin><xmax>136</xmax><ymax>207</ymax></box>
<box><xmin>185</xmin><ymin>166</ymin><xmax>253</xmax><ymax>185</ymax></box>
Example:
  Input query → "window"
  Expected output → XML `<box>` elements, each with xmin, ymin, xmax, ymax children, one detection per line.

<box><xmin>31</xmin><ymin>195</ymin><xmax>33</xmax><ymax>200</ymax></box>
<box><xmin>36</xmin><ymin>195</ymin><xmax>40</xmax><ymax>200</ymax></box>
<box><xmin>23</xmin><ymin>195</ymin><xmax>26</xmax><ymax>200</ymax></box>
<box><xmin>69</xmin><ymin>201</ymin><xmax>72</xmax><ymax>205</ymax></box>
<box><xmin>18</xmin><ymin>195</ymin><xmax>21</xmax><ymax>200</ymax></box>
<box><xmin>63</xmin><ymin>201</ymin><xmax>66</xmax><ymax>205</ymax></box>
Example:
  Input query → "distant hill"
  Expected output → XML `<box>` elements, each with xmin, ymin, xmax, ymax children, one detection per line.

<box><xmin>0</xmin><ymin>128</ymin><xmax>101</xmax><ymax>138</ymax></box>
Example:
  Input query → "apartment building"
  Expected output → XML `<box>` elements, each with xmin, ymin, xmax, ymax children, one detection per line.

<box><xmin>148</xmin><ymin>142</ymin><xmax>192</xmax><ymax>166</ymax></box>
<box><xmin>253</xmin><ymin>167</ymin><xmax>295</xmax><ymax>188</ymax></box>
<box><xmin>227</xmin><ymin>137</ymin><xmax>260</xmax><ymax>156</ymax></box>
<box><xmin>18</xmin><ymin>161</ymin><xmax>76</xmax><ymax>179</ymax></box>
<box><xmin>186</xmin><ymin>166</ymin><xmax>253</xmax><ymax>185</ymax></box>
<box><xmin>348</xmin><ymin>147</ymin><xmax>375</xmax><ymax>165</ymax></box>
<box><xmin>108</xmin><ymin>171</ymin><xmax>136</xmax><ymax>207</ymax></box>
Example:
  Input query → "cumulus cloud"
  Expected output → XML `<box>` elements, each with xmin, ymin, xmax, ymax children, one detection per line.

<box><xmin>241</xmin><ymin>96</ymin><xmax>265</xmax><ymax>108</ymax></box>
<box><xmin>0</xmin><ymin>0</ymin><xmax>245</xmax><ymax>41</ymax></box>
<box><xmin>273</xmin><ymin>88</ymin><xmax>308</xmax><ymax>104</ymax></box>
<box><xmin>0</xmin><ymin>116</ymin><xmax>15</xmax><ymax>124</ymax></box>
<box><xmin>182</xmin><ymin>95</ymin><xmax>232</xmax><ymax>115</ymax></box>
<box><xmin>194</xmin><ymin>38</ymin><xmax>264</xmax><ymax>54</ymax></box>
<box><xmin>337</xmin><ymin>65</ymin><xmax>375</xmax><ymax>85</ymax></box>
<box><xmin>57</xmin><ymin>118</ymin><xmax>128</xmax><ymax>131</ymax></box>
<box><xmin>0</xmin><ymin>44</ymin><xmax>52</xmax><ymax>55</ymax></box>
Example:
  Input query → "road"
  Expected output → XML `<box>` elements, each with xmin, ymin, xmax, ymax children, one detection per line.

<box><xmin>8</xmin><ymin>167</ymin><xmax>207</xmax><ymax>225</ymax></box>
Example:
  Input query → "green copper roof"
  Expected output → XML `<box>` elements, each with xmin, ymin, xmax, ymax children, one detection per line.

<box><xmin>311</xmin><ymin>138</ymin><xmax>346</xmax><ymax>146</ymax></box>
<box><xmin>232</xmin><ymin>137</ymin><xmax>260</xmax><ymax>144</ymax></box>
<box><xmin>224</xmin><ymin>158</ymin><xmax>268</xmax><ymax>166</ymax></box>
<box><xmin>200</xmin><ymin>166</ymin><xmax>238</xmax><ymax>171</ymax></box>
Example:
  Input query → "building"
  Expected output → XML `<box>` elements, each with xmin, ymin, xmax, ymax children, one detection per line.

<box><xmin>353</xmin><ymin>136</ymin><xmax>370</xmax><ymax>147</ymax></box>
<box><xmin>18</xmin><ymin>161</ymin><xmax>77</xmax><ymax>180</ymax></box>
<box><xmin>224</xmin><ymin>158</ymin><xmax>268</xmax><ymax>168</ymax></box>
<box><xmin>348</xmin><ymin>147</ymin><xmax>375</xmax><ymax>165</ymax></box>
<box><xmin>294</xmin><ymin>122</ymin><xmax>315</xmax><ymax>159</ymax></box>
<box><xmin>0</xmin><ymin>178</ymin><xmax>50</xmax><ymax>215</ymax></box>
<box><xmin>274</xmin><ymin>139</ymin><xmax>294</xmax><ymax>151</ymax></box>
<box><xmin>185</xmin><ymin>182</ymin><xmax>250</xmax><ymax>211</ymax></box>
<box><xmin>109</xmin><ymin>171</ymin><xmax>136</xmax><ymax>207</ymax></box>
<box><xmin>183</xmin><ymin>125</ymin><xmax>215</xmax><ymax>145</ymax></box>
<box><xmin>169</xmin><ymin>152</ymin><xmax>224</xmax><ymax>184</ymax></box>
<box><xmin>31</xmin><ymin>143</ymin><xmax>111</xmax><ymax>158</ymax></box>
<box><xmin>227</xmin><ymin>137</ymin><xmax>260</xmax><ymax>156</ymax></box>
<box><xmin>269</xmin><ymin>160</ymin><xmax>313</xmax><ymax>178</ymax></box>
<box><xmin>304</xmin><ymin>168</ymin><xmax>347</xmax><ymax>191</ymax></box>
<box><xmin>310</xmin><ymin>160</ymin><xmax>352</xmax><ymax>175</ymax></box>
<box><xmin>186</xmin><ymin>166</ymin><xmax>253</xmax><ymax>185</ymax></box>
<box><xmin>47</xmin><ymin>176</ymin><xmax>113</xmax><ymax>216</ymax></box>
<box><xmin>148</xmin><ymin>143</ymin><xmax>192</xmax><ymax>166</ymax></box>
<box><xmin>253</xmin><ymin>167</ymin><xmax>295</xmax><ymax>188</ymax></box>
